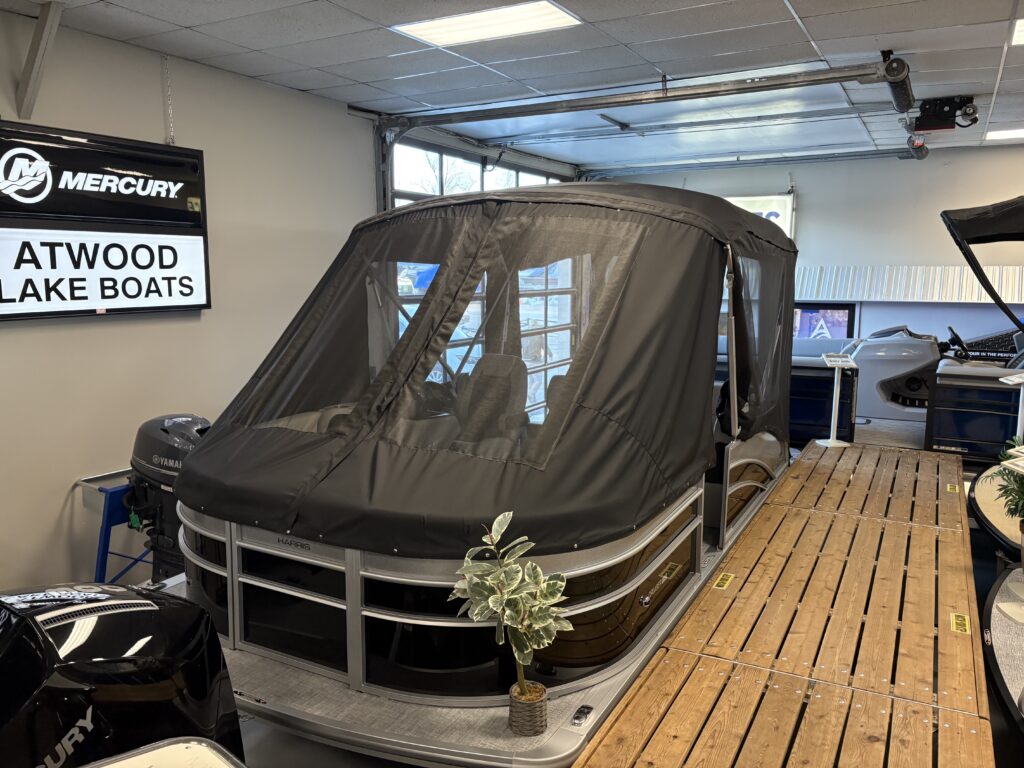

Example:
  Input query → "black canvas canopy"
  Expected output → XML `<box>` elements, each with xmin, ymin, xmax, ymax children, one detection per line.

<box><xmin>942</xmin><ymin>196</ymin><xmax>1024</xmax><ymax>334</ymax></box>
<box><xmin>176</xmin><ymin>183</ymin><xmax>796</xmax><ymax>557</ymax></box>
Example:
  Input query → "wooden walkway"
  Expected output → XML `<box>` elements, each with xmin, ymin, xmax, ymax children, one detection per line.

<box><xmin>575</xmin><ymin>444</ymin><xmax>994</xmax><ymax>768</ymax></box>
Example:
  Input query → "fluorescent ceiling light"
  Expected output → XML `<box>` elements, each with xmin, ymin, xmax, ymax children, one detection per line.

<box><xmin>986</xmin><ymin>127</ymin><xmax>1024</xmax><ymax>140</ymax></box>
<box><xmin>1014</xmin><ymin>19</ymin><xmax>1024</xmax><ymax>45</ymax></box>
<box><xmin>394</xmin><ymin>2</ymin><xmax>581</xmax><ymax>48</ymax></box>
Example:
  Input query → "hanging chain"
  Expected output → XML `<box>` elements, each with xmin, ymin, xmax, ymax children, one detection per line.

<box><xmin>161</xmin><ymin>55</ymin><xmax>175</xmax><ymax>146</ymax></box>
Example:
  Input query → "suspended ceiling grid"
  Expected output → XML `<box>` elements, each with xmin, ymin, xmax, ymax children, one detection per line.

<box><xmin>1</xmin><ymin>0</ymin><xmax>1022</xmax><ymax>169</ymax></box>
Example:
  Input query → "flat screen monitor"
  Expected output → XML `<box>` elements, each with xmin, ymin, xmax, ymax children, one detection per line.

<box><xmin>793</xmin><ymin>302</ymin><xmax>855</xmax><ymax>340</ymax></box>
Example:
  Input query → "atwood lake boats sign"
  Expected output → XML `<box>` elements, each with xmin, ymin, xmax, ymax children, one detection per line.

<box><xmin>0</xmin><ymin>121</ymin><xmax>209</xmax><ymax>320</ymax></box>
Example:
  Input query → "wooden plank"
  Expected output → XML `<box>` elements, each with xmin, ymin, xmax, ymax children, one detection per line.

<box><xmin>774</xmin><ymin>514</ymin><xmax>857</xmax><ymax>676</ymax></box>
<box><xmin>936</xmin><ymin>454</ymin><xmax>963</xmax><ymax>530</ymax></box>
<box><xmin>938</xmin><ymin>711</ymin><xmax>996</xmax><ymax>768</ymax></box>
<box><xmin>911</xmin><ymin>452</ymin><xmax>938</xmax><ymax>527</ymax></box>
<box><xmin>812</xmin><ymin>518</ymin><xmax>885</xmax><ymax>686</ymax></box>
<box><xmin>740</xmin><ymin>512</ymin><xmax>833</xmax><ymax>665</ymax></box>
<box><xmin>785</xmin><ymin>682</ymin><xmax>851</xmax><ymax>768</ymax></box>
<box><xmin>637</xmin><ymin>656</ymin><xmax>732</xmax><ymax>768</ymax></box>
<box><xmin>837</xmin><ymin>444</ymin><xmax>881</xmax><ymax>515</ymax></box>
<box><xmin>793</xmin><ymin>447</ymin><xmax>844</xmax><ymax>509</ymax></box>
<box><xmin>853</xmin><ymin>520</ymin><xmax>911</xmax><ymax>695</ymax></box>
<box><xmin>682</xmin><ymin>664</ymin><xmax>765</xmax><ymax>768</ymax></box>
<box><xmin>583</xmin><ymin>650</ymin><xmax>696</xmax><ymax>768</ymax></box>
<box><xmin>574</xmin><ymin>648</ymin><xmax>669</xmax><ymax>767</ymax></box>
<box><xmin>836</xmin><ymin>690</ymin><xmax>891</xmax><ymax>768</ymax></box>
<box><xmin>893</xmin><ymin>525</ymin><xmax>938</xmax><ymax>705</ymax></box>
<box><xmin>815</xmin><ymin>445</ymin><xmax>863</xmax><ymax>511</ymax></box>
<box><xmin>861</xmin><ymin>448</ymin><xmax>899</xmax><ymax>518</ymax></box>
<box><xmin>733</xmin><ymin>673</ymin><xmax>806</xmax><ymax>768</ymax></box>
<box><xmin>887</xmin><ymin>699</ymin><xmax>933</xmax><ymax>768</ymax></box>
<box><xmin>768</xmin><ymin>444</ymin><xmax>825</xmax><ymax>505</ymax></box>
<box><xmin>704</xmin><ymin>510</ymin><xmax>809</xmax><ymax>659</ymax></box>
<box><xmin>936</xmin><ymin>527</ymin><xmax>980</xmax><ymax>715</ymax></box>
<box><xmin>668</xmin><ymin>506</ymin><xmax>787</xmax><ymax>652</ymax></box>
<box><xmin>887</xmin><ymin>451</ymin><xmax>919</xmax><ymax>522</ymax></box>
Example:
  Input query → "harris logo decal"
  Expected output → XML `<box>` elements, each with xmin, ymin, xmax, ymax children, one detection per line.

<box><xmin>0</xmin><ymin>147</ymin><xmax>52</xmax><ymax>204</ymax></box>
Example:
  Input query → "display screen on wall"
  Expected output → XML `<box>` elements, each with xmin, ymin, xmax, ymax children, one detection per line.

<box><xmin>727</xmin><ymin>194</ymin><xmax>795</xmax><ymax>238</ymax></box>
<box><xmin>0</xmin><ymin>121</ymin><xmax>209</xmax><ymax>320</ymax></box>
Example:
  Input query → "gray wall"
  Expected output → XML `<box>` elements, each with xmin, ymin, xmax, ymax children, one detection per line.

<box><xmin>0</xmin><ymin>10</ymin><xmax>375</xmax><ymax>587</ymax></box>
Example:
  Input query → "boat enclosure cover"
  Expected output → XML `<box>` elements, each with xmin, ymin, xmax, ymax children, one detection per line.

<box><xmin>175</xmin><ymin>183</ymin><xmax>796</xmax><ymax>557</ymax></box>
<box><xmin>942</xmin><ymin>196</ymin><xmax>1024</xmax><ymax>334</ymax></box>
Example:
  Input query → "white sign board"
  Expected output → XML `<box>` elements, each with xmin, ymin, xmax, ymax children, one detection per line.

<box><xmin>822</xmin><ymin>352</ymin><xmax>857</xmax><ymax>369</ymax></box>
<box><xmin>0</xmin><ymin>228</ymin><xmax>207</xmax><ymax>317</ymax></box>
<box><xmin>999</xmin><ymin>372</ymin><xmax>1024</xmax><ymax>386</ymax></box>
<box><xmin>727</xmin><ymin>194</ymin><xmax>795</xmax><ymax>238</ymax></box>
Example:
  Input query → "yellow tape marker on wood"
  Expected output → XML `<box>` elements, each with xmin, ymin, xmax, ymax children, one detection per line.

<box><xmin>713</xmin><ymin>572</ymin><xmax>735</xmax><ymax>590</ymax></box>
<box><xmin>950</xmin><ymin>612</ymin><xmax>971</xmax><ymax>634</ymax></box>
<box><xmin>947</xmin><ymin>484</ymin><xmax>959</xmax><ymax>493</ymax></box>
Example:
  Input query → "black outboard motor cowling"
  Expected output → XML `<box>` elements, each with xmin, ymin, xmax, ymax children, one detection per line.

<box><xmin>128</xmin><ymin>414</ymin><xmax>210</xmax><ymax>581</ymax></box>
<box><xmin>0</xmin><ymin>583</ymin><xmax>243</xmax><ymax>767</ymax></box>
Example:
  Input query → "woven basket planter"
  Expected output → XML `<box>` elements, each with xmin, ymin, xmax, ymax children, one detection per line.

<box><xmin>508</xmin><ymin>682</ymin><xmax>548</xmax><ymax>736</ymax></box>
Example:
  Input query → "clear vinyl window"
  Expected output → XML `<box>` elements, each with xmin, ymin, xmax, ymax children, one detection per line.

<box><xmin>382</xmin><ymin>213</ymin><xmax>646</xmax><ymax>467</ymax></box>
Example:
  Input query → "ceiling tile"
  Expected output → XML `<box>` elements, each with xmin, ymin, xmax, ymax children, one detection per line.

<box><xmin>999</xmin><ymin>78</ymin><xmax>1024</xmax><ymax>95</ymax></box>
<box><xmin>417</xmin><ymin>82</ymin><xmax>537</xmax><ymax>109</ymax></box>
<box><xmin>818</xmin><ymin>22</ymin><xmax>1011</xmax><ymax>59</ymax></box>
<box><xmin>107</xmin><ymin>0</ymin><xmax>309</xmax><ymax>26</ymax></box>
<box><xmin>489</xmin><ymin>45</ymin><xmax>649</xmax><ymax>80</ymax></box>
<box><xmin>309</xmin><ymin>82</ymin><xmax>394</xmax><ymax>102</ymax></box>
<box><xmin>631</xmin><ymin>21</ymin><xmax>808</xmax><ymax>63</ymax></box>
<box><xmin>595</xmin><ymin>0</ymin><xmax>792</xmax><ymax>45</ymax></box>
<box><xmin>328</xmin><ymin>0</ymin><xmax>527</xmax><ymax>26</ymax></box>
<box><xmin>194</xmin><ymin>1</ymin><xmax>376</xmax><ymax>49</ymax></box>
<box><xmin>791</xmin><ymin>0</ymin><xmax>930</xmax><ymax>16</ymax></box>
<box><xmin>659</xmin><ymin>42</ymin><xmax>820</xmax><ymax>79</ymax></box>
<box><xmin>0</xmin><ymin>0</ymin><xmax>50</xmax><ymax>15</ymax></box>
<box><xmin>558</xmin><ymin>0</ymin><xmax>723</xmax><ymax>23</ymax></box>
<box><xmin>131</xmin><ymin>27</ymin><xmax>248</xmax><ymax>58</ymax></box>
<box><xmin>324</xmin><ymin>48</ymin><xmax>468</xmax><ymax>81</ymax></box>
<box><xmin>804</xmin><ymin>0</ymin><xmax>1015</xmax><ymax>41</ymax></box>
<box><xmin>903</xmin><ymin>47</ymin><xmax>1004</xmax><ymax>72</ymax></box>
<box><xmin>377</xmin><ymin>66</ymin><xmax>511</xmax><ymax>96</ymax></box>
<box><xmin>523</xmin><ymin>64</ymin><xmax>663</xmax><ymax>95</ymax></box>
<box><xmin>1005</xmin><ymin>47</ymin><xmax>1024</xmax><ymax>68</ymax></box>
<box><xmin>908</xmin><ymin>69</ymin><xmax>998</xmax><ymax>87</ymax></box>
<box><xmin>61</xmin><ymin>1</ymin><xmax>178</xmax><ymax>39</ymax></box>
<box><xmin>267</xmin><ymin>28</ymin><xmax>423</xmax><ymax>67</ymax></box>
<box><xmin>347</xmin><ymin>95</ymin><xmax>430</xmax><ymax>113</ymax></box>
<box><xmin>259</xmin><ymin>68</ymin><xmax>353</xmax><ymax>89</ymax></box>
<box><xmin>449</xmin><ymin>24</ymin><xmax>617</xmax><ymax>64</ymax></box>
<box><xmin>201</xmin><ymin>50</ymin><xmax>303</xmax><ymax>76</ymax></box>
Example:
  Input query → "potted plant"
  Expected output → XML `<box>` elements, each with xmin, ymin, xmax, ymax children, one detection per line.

<box><xmin>987</xmin><ymin>438</ymin><xmax>1024</xmax><ymax>561</ymax></box>
<box><xmin>449</xmin><ymin>511</ymin><xmax>573</xmax><ymax>737</ymax></box>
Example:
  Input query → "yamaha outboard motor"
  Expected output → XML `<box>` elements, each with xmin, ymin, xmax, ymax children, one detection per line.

<box><xmin>0</xmin><ymin>583</ymin><xmax>244</xmax><ymax>766</ymax></box>
<box><xmin>128</xmin><ymin>415</ymin><xmax>210</xmax><ymax>581</ymax></box>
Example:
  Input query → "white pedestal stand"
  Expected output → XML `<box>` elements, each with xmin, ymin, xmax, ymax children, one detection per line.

<box><xmin>816</xmin><ymin>353</ymin><xmax>858</xmax><ymax>449</ymax></box>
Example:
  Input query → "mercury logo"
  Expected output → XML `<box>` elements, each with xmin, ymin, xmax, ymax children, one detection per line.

<box><xmin>34</xmin><ymin>705</ymin><xmax>95</xmax><ymax>768</ymax></box>
<box><xmin>0</xmin><ymin>147</ymin><xmax>52</xmax><ymax>204</ymax></box>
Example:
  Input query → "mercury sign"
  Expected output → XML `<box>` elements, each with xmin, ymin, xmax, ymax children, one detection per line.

<box><xmin>727</xmin><ymin>195</ymin><xmax>795</xmax><ymax>238</ymax></box>
<box><xmin>0</xmin><ymin>120</ymin><xmax>209</xmax><ymax>320</ymax></box>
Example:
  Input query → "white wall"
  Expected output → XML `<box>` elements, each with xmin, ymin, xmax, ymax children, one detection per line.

<box><xmin>621</xmin><ymin>146</ymin><xmax>1024</xmax><ymax>340</ymax></box>
<box><xmin>0</xmin><ymin>10</ymin><xmax>375</xmax><ymax>587</ymax></box>
<box><xmin>621</xmin><ymin>145</ymin><xmax>1024</xmax><ymax>267</ymax></box>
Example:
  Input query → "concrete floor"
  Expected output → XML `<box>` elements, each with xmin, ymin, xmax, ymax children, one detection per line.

<box><xmin>854</xmin><ymin>416</ymin><xmax>925</xmax><ymax>449</ymax></box>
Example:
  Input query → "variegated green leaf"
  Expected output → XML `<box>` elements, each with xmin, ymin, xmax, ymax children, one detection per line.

<box><xmin>457</xmin><ymin>561</ymin><xmax>496</xmax><ymax>576</ymax></box>
<box><xmin>490</xmin><ymin>511</ymin><xmax>514</xmax><ymax>543</ymax></box>
<box><xmin>502</xmin><ymin>541</ymin><xmax>534</xmax><ymax>562</ymax></box>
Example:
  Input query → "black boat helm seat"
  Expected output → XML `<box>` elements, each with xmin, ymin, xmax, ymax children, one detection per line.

<box><xmin>454</xmin><ymin>353</ymin><xmax>528</xmax><ymax>447</ymax></box>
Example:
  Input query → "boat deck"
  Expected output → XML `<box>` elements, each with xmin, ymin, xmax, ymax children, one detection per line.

<box><xmin>574</xmin><ymin>443</ymin><xmax>995</xmax><ymax>768</ymax></box>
